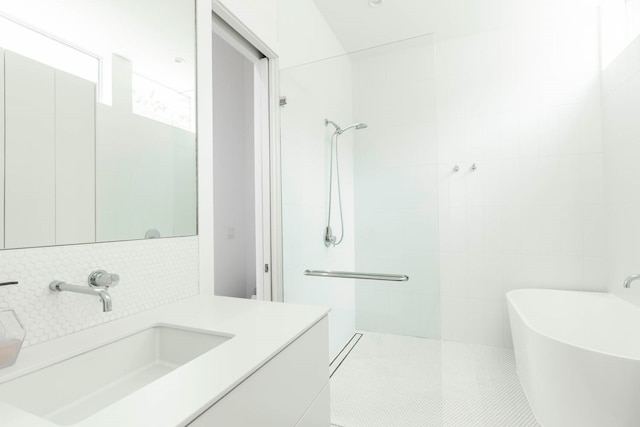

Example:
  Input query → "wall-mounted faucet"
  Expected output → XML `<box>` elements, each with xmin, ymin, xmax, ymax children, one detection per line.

<box><xmin>49</xmin><ymin>270</ymin><xmax>120</xmax><ymax>312</ymax></box>
<box><xmin>623</xmin><ymin>274</ymin><xmax>640</xmax><ymax>288</ymax></box>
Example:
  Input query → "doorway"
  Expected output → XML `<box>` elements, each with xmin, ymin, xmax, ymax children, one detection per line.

<box><xmin>211</xmin><ymin>14</ymin><xmax>271</xmax><ymax>300</ymax></box>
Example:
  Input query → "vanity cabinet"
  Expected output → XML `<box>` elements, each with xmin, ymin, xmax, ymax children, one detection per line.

<box><xmin>188</xmin><ymin>317</ymin><xmax>330</xmax><ymax>427</ymax></box>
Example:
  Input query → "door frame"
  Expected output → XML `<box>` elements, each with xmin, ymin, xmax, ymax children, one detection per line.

<box><xmin>196</xmin><ymin>0</ymin><xmax>283</xmax><ymax>300</ymax></box>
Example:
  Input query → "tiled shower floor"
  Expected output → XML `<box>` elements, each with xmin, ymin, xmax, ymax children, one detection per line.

<box><xmin>330</xmin><ymin>332</ymin><xmax>539</xmax><ymax>427</ymax></box>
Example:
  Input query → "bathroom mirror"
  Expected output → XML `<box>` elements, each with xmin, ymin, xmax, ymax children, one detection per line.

<box><xmin>0</xmin><ymin>0</ymin><xmax>197</xmax><ymax>249</ymax></box>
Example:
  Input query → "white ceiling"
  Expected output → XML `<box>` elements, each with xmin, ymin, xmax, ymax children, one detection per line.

<box><xmin>311</xmin><ymin>0</ymin><xmax>503</xmax><ymax>53</ymax></box>
<box><xmin>312</xmin><ymin>0</ymin><xmax>602</xmax><ymax>53</ymax></box>
<box><xmin>0</xmin><ymin>0</ymin><xmax>195</xmax><ymax>93</ymax></box>
<box><xmin>312</xmin><ymin>0</ymin><xmax>432</xmax><ymax>53</ymax></box>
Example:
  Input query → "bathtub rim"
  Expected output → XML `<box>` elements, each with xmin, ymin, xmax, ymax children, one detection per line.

<box><xmin>506</xmin><ymin>288</ymin><xmax>640</xmax><ymax>362</ymax></box>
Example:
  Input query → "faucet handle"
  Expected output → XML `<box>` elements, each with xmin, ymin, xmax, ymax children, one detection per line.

<box><xmin>89</xmin><ymin>270</ymin><xmax>120</xmax><ymax>288</ymax></box>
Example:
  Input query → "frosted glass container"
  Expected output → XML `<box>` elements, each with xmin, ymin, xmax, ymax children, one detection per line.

<box><xmin>0</xmin><ymin>309</ymin><xmax>26</xmax><ymax>369</ymax></box>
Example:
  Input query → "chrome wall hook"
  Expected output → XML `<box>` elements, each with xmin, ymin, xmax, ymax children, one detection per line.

<box><xmin>471</xmin><ymin>163</ymin><xmax>477</xmax><ymax>171</ymax></box>
<box><xmin>453</xmin><ymin>165</ymin><xmax>460</xmax><ymax>172</ymax></box>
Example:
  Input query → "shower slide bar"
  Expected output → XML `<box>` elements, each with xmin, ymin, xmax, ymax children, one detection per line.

<box><xmin>304</xmin><ymin>270</ymin><xmax>409</xmax><ymax>282</ymax></box>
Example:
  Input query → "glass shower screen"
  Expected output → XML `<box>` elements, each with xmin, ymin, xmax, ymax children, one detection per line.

<box><xmin>280</xmin><ymin>35</ymin><xmax>440</xmax><ymax>359</ymax></box>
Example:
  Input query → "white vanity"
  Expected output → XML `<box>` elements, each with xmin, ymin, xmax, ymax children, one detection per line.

<box><xmin>0</xmin><ymin>296</ymin><xmax>330</xmax><ymax>427</ymax></box>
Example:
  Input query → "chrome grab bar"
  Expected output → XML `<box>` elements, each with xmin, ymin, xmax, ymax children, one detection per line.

<box><xmin>304</xmin><ymin>270</ymin><xmax>409</xmax><ymax>282</ymax></box>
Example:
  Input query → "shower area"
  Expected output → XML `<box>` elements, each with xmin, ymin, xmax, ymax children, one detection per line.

<box><xmin>280</xmin><ymin>34</ymin><xmax>440</xmax><ymax>359</ymax></box>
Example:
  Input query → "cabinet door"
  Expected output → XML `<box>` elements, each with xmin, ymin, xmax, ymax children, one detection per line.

<box><xmin>5</xmin><ymin>51</ymin><xmax>55</xmax><ymax>248</ymax></box>
<box><xmin>295</xmin><ymin>383</ymin><xmax>330</xmax><ymax>427</ymax></box>
<box><xmin>55</xmin><ymin>70</ymin><xmax>96</xmax><ymax>245</ymax></box>
<box><xmin>189</xmin><ymin>317</ymin><xmax>330</xmax><ymax>427</ymax></box>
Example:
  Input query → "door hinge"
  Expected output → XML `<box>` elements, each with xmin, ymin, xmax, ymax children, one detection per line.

<box><xmin>264</xmin><ymin>264</ymin><xmax>269</xmax><ymax>273</ymax></box>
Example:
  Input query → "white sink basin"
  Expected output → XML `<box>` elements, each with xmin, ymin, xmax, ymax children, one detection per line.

<box><xmin>0</xmin><ymin>324</ymin><xmax>233</xmax><ymax>425</ymax></box>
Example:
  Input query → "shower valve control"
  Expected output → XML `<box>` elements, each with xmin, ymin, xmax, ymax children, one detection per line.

<box><xmin>324</xmin><ymin>226</ymin><xmax>337</xmax><ymax>247</ymax></box>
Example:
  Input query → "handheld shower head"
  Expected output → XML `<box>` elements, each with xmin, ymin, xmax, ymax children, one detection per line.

<box><xmin>339</xmin><ymin>122</ymin><xmax>368</xmax><ymax>134</ymax></box>
<box><xmin>323</xmin><ymin>118</ymin><xmax>368</xmax><ymax>248</ymax></box>
<box><xmin>325</xmin><ymin>119</ymin><xmax>368</xmax><ymax>135</ymax></box>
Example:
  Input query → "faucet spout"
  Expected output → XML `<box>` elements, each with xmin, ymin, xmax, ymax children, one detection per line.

<box><xmin>49</xmin><ymin>281</ymin><xmax>113</xmax><ymax>312</ymax></box>
<box><xmin>95</xmin><ymin>288</ymin><xmax>112</xmax><ymax>312</ymax></box>
<box><xmin>623</xmin><ymin>274</ymin><xmax>640</xmax><ymax>288</ymax></box>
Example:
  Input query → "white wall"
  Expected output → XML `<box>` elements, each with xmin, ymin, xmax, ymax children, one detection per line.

<box><xmin>352</xmin><ymin>35</ymin><xmax>440</xmax><ymax>338</ymax></box>
<box><xmin>600</xmin><ymin>1</ymin><xmax>640</xmax><ymax>307</ymax></box>
<box><xmin>279</xmin><ymin>0</ymin><xmax>607</xmax><ymax>349</ymax></box>
<box><xmin>602</xmin><ymin>32</ymin><xmax>640</xmax><ymax>304</ymax></box>
<box><xmin>436</xmin><ymin>2</ymin><xmax>605</xmax><ymax>347</ymax></box>
<box><xmin>216</xmin><ymin>0</ymin><xmax>278</xmax><ymax>54</ymax></box>
<box><xmin>212</xmin><ymin>32</ymin><xmax>257</xmax><ymax>299</ymax></box>
<box><xmin>0</xmin><ymin>237</ymin><xmax>198</xmax><ymax>347</ymax></box>
<box><xmin>196</xmin><ymin>0</ymin><xmax>215</xmax><ymax>294</ymax></box>
<box><xmin>601</xmin><ymin>0</ymin><xmax>640</xmax><ymax>68</ymax></box>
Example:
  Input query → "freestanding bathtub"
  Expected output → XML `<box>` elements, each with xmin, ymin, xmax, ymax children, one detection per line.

<box><xmin>507</xmin><ymin>289</ymin><xmax>640</xmax><ymax>427</ymax></box>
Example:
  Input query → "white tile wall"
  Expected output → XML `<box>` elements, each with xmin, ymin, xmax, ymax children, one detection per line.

<box><xmin>0</xmin><ymin>237</ymin><xmax>199</xmax><ymax>347</ymax></box>
<box><xmin>279</xmin><ymin>0</ymin><xmax>610</xmax><ymax>350</ymax></box>
<box><xmin>603</xmin><ymin>34</ymin><xmax>640</xmax><ymax>306</ymax></box>
<box><xmin>437</xmin><ymin>6</ymin><xmax>606</xmax><ymax>348</ymax></box>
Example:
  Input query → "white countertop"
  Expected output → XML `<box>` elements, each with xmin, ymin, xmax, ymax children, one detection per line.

<box><xmin>0</xmin><ymin>295</ymin><xmax>329</xmax><ymax>427</ymax></box>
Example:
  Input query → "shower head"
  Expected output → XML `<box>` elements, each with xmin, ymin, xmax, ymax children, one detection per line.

<box><xmin>339</xmin><ymin>122</ymin><xmax>368</xmax><ymax>134</ymax></box>
<box><xmin>325</xmin><ymin>119</ymin><xmax>368</xmax><ymax>135</ymax></box>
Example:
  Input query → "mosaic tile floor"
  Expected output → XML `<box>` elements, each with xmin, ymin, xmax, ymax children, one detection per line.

<box><xmin>330</xmin><ymin>332</ymin><xmax>539</xmax><ymax>427</ymax></box>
